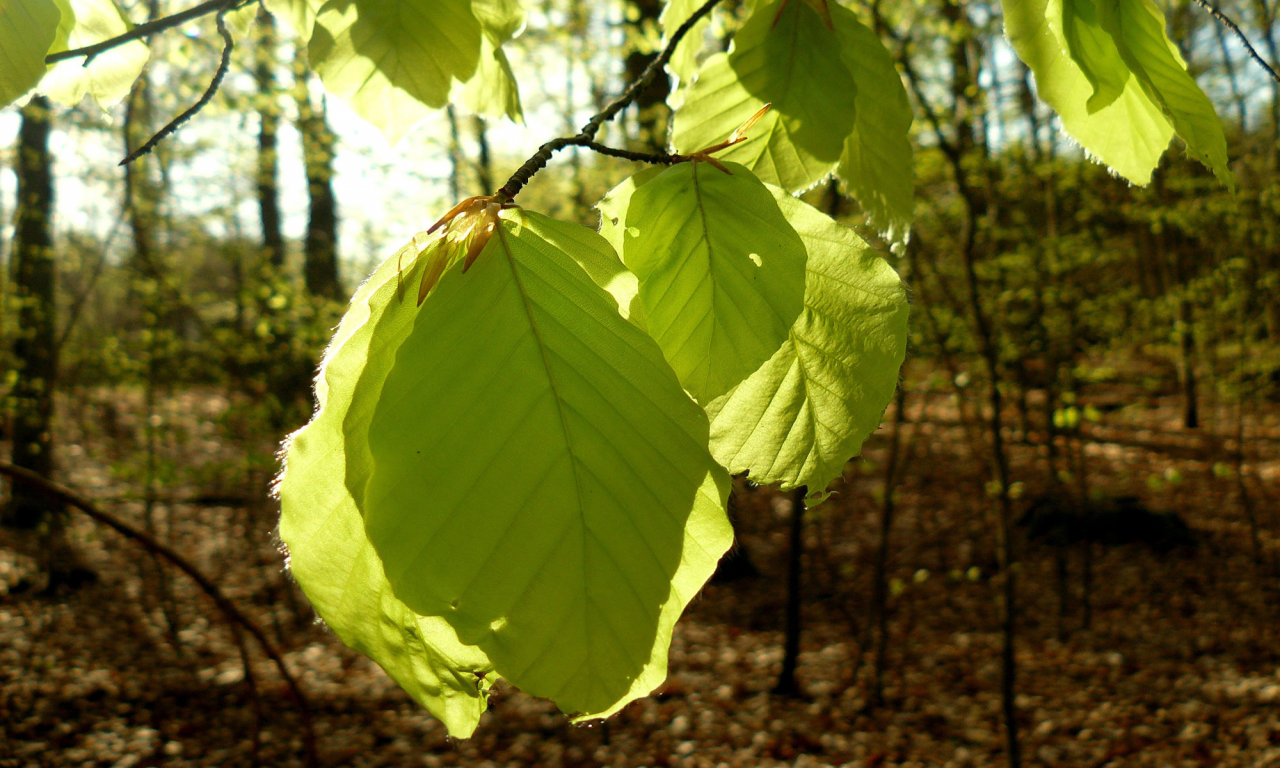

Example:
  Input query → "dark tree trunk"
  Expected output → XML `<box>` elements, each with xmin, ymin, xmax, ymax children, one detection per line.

<box><xmin>473</xmin><ymin>115</ymin><xmax>493</xmax><ymax>194</ymax></box>
<box><xmin>294</xmin><ymin>48</ymin><xmax>340</xmax><ymax>299</ymax></box>
<box><xmin>774</xmin><ymin>486</ymin><xmax>807</xmax><ymax>696</ymax></box>
<box><xmin>5</xmin><ymin>97</ymin><xmax>58</xmax><ymax>530</ymax></box>
<box><xmin>256</xmin><ymin>10</ymin><xmax>285</xmax><ymax>268</ymax></box>
<box><xmin>869</xmin><ymin>385</ymin><xmax>907</xmax><ymax>709</ymax></box>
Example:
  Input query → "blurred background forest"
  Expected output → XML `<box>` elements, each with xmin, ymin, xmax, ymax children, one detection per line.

<box><xmin>2</xmin><ymin>0</ymin><xmax>1280</xmax><ymax>766</ymax></box>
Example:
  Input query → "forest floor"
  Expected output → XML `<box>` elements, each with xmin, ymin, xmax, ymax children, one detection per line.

<box><xmin>3</xmin><ymin>380</ymin><xmax>1280</xmax><ymax>768</ymax></box>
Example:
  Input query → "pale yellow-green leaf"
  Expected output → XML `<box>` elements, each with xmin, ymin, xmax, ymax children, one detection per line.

<box><xmin>1003</xmin><ymin>0</ymin><xmax>1172</xmax><ymax>184</ymax></box>
<box><xmin>40</xmin><ymin>0</ymin><xmax>147</xmax><ymax>108</ymax></box>
<box><xmin>309</xmin><ymin>0</ymin><xmax>482</xmax><ymax>142</ymax></box>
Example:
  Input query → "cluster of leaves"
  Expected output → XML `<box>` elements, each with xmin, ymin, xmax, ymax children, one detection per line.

<box><xmin>2</xmin><ymin>0</ymin><xmax>1246</xmax><ymax>743</ymax></box>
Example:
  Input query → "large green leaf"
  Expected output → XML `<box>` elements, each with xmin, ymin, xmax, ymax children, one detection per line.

<box><xmin>671</xmin><ymin>0</ymin><xmax>857</xmax><ymax>192</ymax></box>
<box><xmin>453</xmin><ymin>0</ymin><xmax>524</xmax><ymax>120</ymax></box>
<box><xmin>353</xmin><ymin>210</ymin><xmax>732</xmax><ymax>718</ymax></box>
<box><xmin>309</xmin><ymin>0</ymin><xmax>482</xmax><ymax>142</ymax></box>
<box><xmin>40</xmin><ymin>0</ymin><xmax>147</xmax><ymax>108</ymax></box>
<box><xmin>0</xmin><ymin>0</ymin><xmax>62</xmax><ymax>108</ymax></box>
<box><xmin>1096</xmin><ymin>0</ymin><xmax>1233</xmax><ymax>188</ymax></box>
<box><xmin>279</xmin><ymin>236</ymin><xmax>497</xmax><ymax>738</ymax></box>
<box><xmin>705</xmin><ymin>187</ymin><xmax>908</xmax><ymax>497</ymax></box>
<box><xmin>1061</xmin><ymin>0</ymin><xmax>1129</xmax><ymax>113</ymax></box>
<box><xmin>622</xmin><ymin>161</ymin><xmax>808</xmax><ymax>404</ymax></box>
<box><xmin>1003</xmin><ymin>0</ymin><xmax>1172</xmax><ymax>184</ymax></box>
<box><xmin>829</xmin><ymin>2</ymin><xmax>914</xmax><ymax>243</ymax></box>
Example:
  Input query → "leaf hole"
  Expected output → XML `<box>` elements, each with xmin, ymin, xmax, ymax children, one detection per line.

<box><xmin>748</xmin><ymin>253</ymin><xmax>762</xmax><ymax>267</ymax></box>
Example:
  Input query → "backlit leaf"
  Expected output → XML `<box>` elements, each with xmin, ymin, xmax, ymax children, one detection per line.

<box><xmin>263</xmin><ymin>0</ymin><xmax>325</xmax><ymax>41</ymax></box>
<box><xmin>0</xmin><ymin>0</ymin><xmax>62</xmax><ymax>108</ymax></box>
<box><xmin>278</xmin><ymin>238</ymin><xmax>496</xmax><ymax>738</ymax></box>
<box><xmin>622</xmin><ymin>161</ymin><xmax>808</xmax><ymax>404</ymax></box>
<box><xmin>672</xmin><ymin>0</ymin><xmax>857</xmax><ymax>192</ymax></box>
<box><xmin>829</xmin><ymin>2</ymin><xmax>914</xmax><ymax>243</ymax></box>
<box><xmin>309</xmin><ymin>0</ymin><xmax>482</xmax><ymax>142</ymax></box>
<box><xmin>705</xmin><ymin>187</ymin><xmax>909</xmax><ymax>496</ymax></box>
<box><xmin>353</xmin><ymin>210</ymin><xmax>732</xmax><ymax>718</ymax></box>
<box><xmin>661</xmin><ymin>0</ymin><xmax>710</xmax><ymax>101</ymax></box>
<box><xmin>1003</xmin><ymin>0</ymin><xmax>1172</xmax><ymax>184</ymax></box>
<box><xmin>1096</xmin><ymin>0</ymin><xmax>1233</xmax><ymax>188</ymax></box>
<box><xmin>40</xmin><ymin>0</ymin><xmax>147</xmax><ymax>108</ymax></box>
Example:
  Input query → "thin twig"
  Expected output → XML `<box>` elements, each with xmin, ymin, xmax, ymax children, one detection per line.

<box><xmin>46</xmin><ymin>0</ymin><xmax>231</xmax><ymax>64</ymax></box>
<box><xmin>119</xmin><ymin>6</ymin><xmax>235</xmax><ymax>166</ymax></box>
<box><xmin>496</xmin><ymin>0</ymin><xmax>722</xmax><ymax>200</ymax></box>
<box><xmin>574</xmin><ymin>140</ymin><xmax>681</xmax><ymax>165</ymax></box>
<box><xmin>1191</xmin><ymin>0</ymin><xmax>1280</xmax><ymax>86</ymax></box>
<box><xmin>0</xmin><ymin>461</ymin><xmax>318</xmax><ymax>768</ymax></box>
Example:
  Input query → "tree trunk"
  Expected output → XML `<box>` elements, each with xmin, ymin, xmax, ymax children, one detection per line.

<box><xmin>294</xmin><ymin>48</ymin><xmax>340</xmax><ymax>299</ymax></box>
<box><xmin>256</xmin><ymin>10</ymin><xmax>285</xmax><ymax>268</ymax></box>
<box><xmin>869</xmin><ymin>384</ymin><xmax>907</xmax><ymax>709</ymax></box>
<box><xmin>5</xmin><ymin>96</ymin><xmax>58</xmax><ymax>530</ymax></box>
<box><xmin>774</xmin><ymin>486</ymin><xmax>807</xmax><ymax>696</ymax></box>
<box><xmin>473</xmin><ymin>115</ymin><xmax>493</xmax><ymax>194</ymax></box>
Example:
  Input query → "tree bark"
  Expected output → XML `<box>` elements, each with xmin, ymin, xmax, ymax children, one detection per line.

<box><xmin>774</xmin><ymin>486</ymin><xmax>807</xmax><ymax>696</ymax></box>
<box><xmin>293</xmin><ymin>47</ymin><xmax>340</xmax><ymax>298</ymax></box>
<box><xmin>4</xmin><ymin>97</ymin><xmax>58</xmax><ymax>530</ymax></box>
<box><xmin>255</xmin><ymin>10</ymin><xmax>285</xmax><ymax>268</ymax></box>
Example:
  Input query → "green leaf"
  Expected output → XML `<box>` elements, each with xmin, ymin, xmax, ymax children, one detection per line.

<box><xmin>1096</xmin><ymin>0</ymin><xmax>1233</xmax><ymax>188</ymax></box>
<box><xmin>1061</xmin><ymin>0</ymin><xmax>1129</xmax><ymax>113</ymax></box>
<box><xmin>0</xmin><ymin>0</ymin><xmax>63</xmax><ymax>108</ymax></box>
<box><xmin>264</xmin><ymin>0</ymin><xmax>325</xmax><ymax>40</ymax></box>
<box><xmin>661</xmin><ymin>0</ymin><xmax>710</xmax><ymax>102</ymax></box>
<box><xmin>705</xmin><ymin>187</ymin><xmax>909</xmax><ymax>495</ymax></box>
<box><xmin>279</xmin><ymin>235</ymin><xmax>498</xmax><ymax>738</ymax></box>
<box><xmin>308</xmin><ymin>0</ymin><xmax>483</xmax><ymax>142</ymax></box>
<box><xmin>622</xmin><ymin>161</ymin><xmax>808</xmax><ymax>404</ymax></box>
<box><xmin>672</xmin><ymin>0</ymin><xmax>857</xmax><ymax>192</ymax></box>
<box><xmin>354</xmin><ymin>211</ymin><xmax>732</xmax><ymax>718</ymax></box>
<box><xmin>453</xmin><ymin>0</ymin><xmax>523</xmax><ymax>119</ymax></box>
<box><xmin>453</xmin><ymin>33</ymin><xmax>523</xmax><ymax>121</ymax></box>
<box><xmin>1003</xmin><ymin>0</ymin><xmax>1172</xmax><ymax>184</ymax></box>
<box><xmin>40</xmin><ymin>0</ymin><xmax>147</xmax><ymax>108</ymax></box>
<box><xmin>828</xmin><ymin>2</ymin><xmax>914</xmax><ymax>243</ymax></box>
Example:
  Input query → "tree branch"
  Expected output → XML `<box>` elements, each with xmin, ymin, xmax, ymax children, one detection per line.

<box><xmin>1191</xmin><ymin>0</ymin><xmax>1280</xmax><ymax>86</ymax></box>
<box><xmin>497</xmin><ymin>0</ymin><xmax>721</xmax><ymax>200</ymax></box>
<box><xmin>46</xmin><ymin>0</ymin><xmax>232</xmax><ymax>64</ymax></box>
<box><xmin>0</xmin><ymin>461</ymin><xmax>318</xmax><ymax>768</ymax></box>
<box><xmin>119</xmin><ymin>6</ymin><xmax>235</xmax><ymax>166</ymax></box>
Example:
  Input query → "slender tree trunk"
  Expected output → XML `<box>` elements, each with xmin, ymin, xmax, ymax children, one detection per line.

<box><xmin>869</xmin><ymin>384</ymin><xmax>908</xmax><ymax>709</ymax></box>
<box><xmin>294</xmin><ymin>48</ymin><xmax>340</xmax><ymax>298</ymax></box>
<box><xmin>5</xmin><ymin>97</ymin><xmax>58</xmax><ymax>530</ymax></box>
<box><xmin>255</xmin><ymin>10</ymin><xmax>285</xmax><ymax>268</ymax></box>
<box><xmin>473</xmin><ymin>116</ymin><xmax>493</xmax><ymax>194</ymax></box>
<box><xmin>447</xmin><ymin>105</ymin><xmax>463</xmax><ymax>201</ymax></box>
<box><xmin>1179</xmin><ymin>299</ymin><xmax>1198</xmax><ymax>429</ymax></box>
<box><xmin>774</xmin><ymin>486</ymin><xmax>807</xmax><ymax>696</ymax></box>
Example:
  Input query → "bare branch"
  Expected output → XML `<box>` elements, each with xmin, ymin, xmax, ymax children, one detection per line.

<box><xmin>119</xmin><ymin>7</ymin><xmax>235</xmax><ymax>166</ymax></box>
<box><xmin>46</xmin><ymin>0</ymin><xmax>232</xmax><ymax>64</ymax></box>
<box><xmin>0</xmin><ymin>461</ymin><xmax>318</xmax><ymax>768</ymax></box>
<box><xmin>1191</xmin><ymin>0</ymin><xmax>1280</xmax><ymax>86</ymax></box>
<box><xmin>497</xmin><ymin>0</ymin><xmax>722</xmax><ymax>201</ymax></box>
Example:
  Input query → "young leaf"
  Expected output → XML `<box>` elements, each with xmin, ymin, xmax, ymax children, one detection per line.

<box><xmin>0</xmin><ymin>0</ymin><xmax>63</xmax><ymax>108</ymax></box>
<box><xmin>622</xmin><ymin>161</ymin><xmax>808</xmax><ymax>404</ymax></box>
<box><xmin>672</xmin><ymin>0</ymin><xmax>857</xmax><ymax>192</ymax></box>
<box><xmin>704</xmin><ymin>187</ymin><xmax>909</xmax><ymax>496</ymax></box>
<box><xmin>829</xmin><ymin>2</ymin><xmax>914</xmax><ymax>243</ymax></box>
<box><xmin>308</xmin><ymin>0</ymin><xmax>483</xmax><ymax>142</ymax></box>
<box><xmin>353</xmin><ymin>211</ymin><xmax>732</xmax><ymax>718</ymax></box>
<box><xmin>278</xmin><ymin>239</ymin><xmax>497</xmax><ymax>739</ymax></box>
<box><xmin>40</xmin><ymin>0</ymin><xmax>148</xmax><ymax>108</ymax></box>
<box><xmin>1096</xmin><ymin>0</ymin><xmax>1233</xmax><ymax>188</ymax></box>
<box><xmin>1003</xmin><ymin>0</ymin><xmax>1173</xmax><ymax>184</ymax></box>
